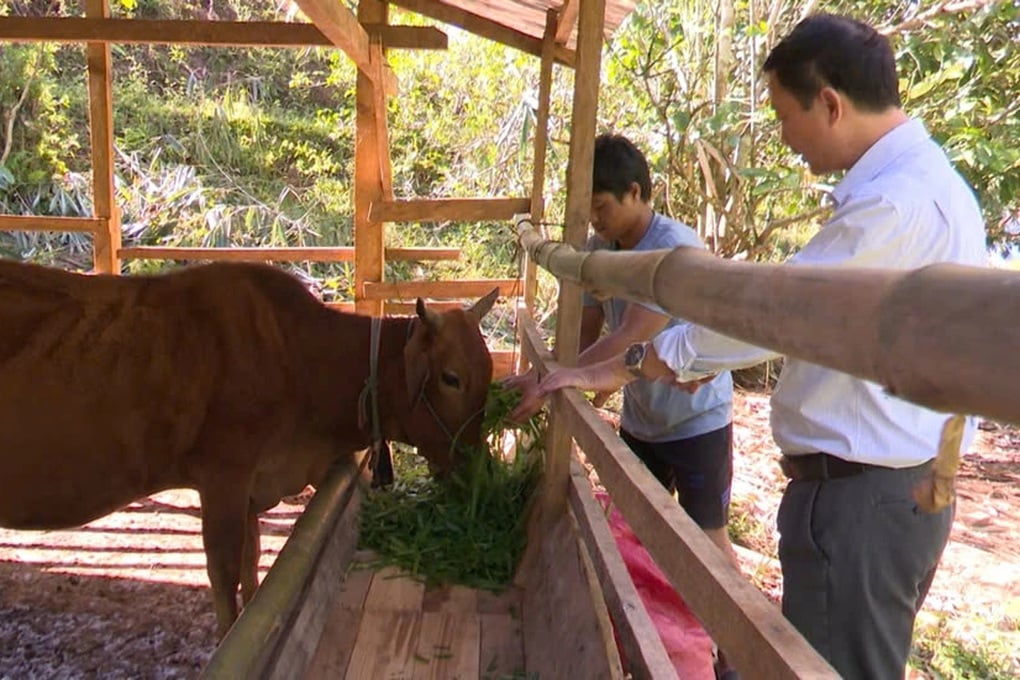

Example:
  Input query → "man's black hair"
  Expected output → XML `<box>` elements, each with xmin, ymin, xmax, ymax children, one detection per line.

<box><xmin>593</xmin><ymin>133</ymin><xmax>652</xmax><ymax>202</ymax></box>
<box><xmin>763</xmin><ymin>13</ymin><xmax>901</xmax><ymax>112</ymax></box>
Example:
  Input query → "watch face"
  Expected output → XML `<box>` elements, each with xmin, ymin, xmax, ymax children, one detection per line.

<box><xmin>625</xmin><ymin>342</ymin><xmax>646</xmax><ymax>369</ymax></box>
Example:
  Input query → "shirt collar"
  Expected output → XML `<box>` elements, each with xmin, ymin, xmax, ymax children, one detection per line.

<box><xmin>831</xmin><ymin>118</ymin><xmax>930</xmax><ymax>207</ymax></box>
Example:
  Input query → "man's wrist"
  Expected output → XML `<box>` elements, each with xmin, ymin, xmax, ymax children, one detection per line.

<box><xmin>623</xmin><ymin>341</ymin><xmax>649</xmax><ymax>378</ymax></box>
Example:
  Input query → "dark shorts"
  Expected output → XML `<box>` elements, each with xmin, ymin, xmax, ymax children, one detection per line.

<box><xmin>620</xmin><ymin>424</ymin><xmax>733</xmax><ymax>530</ymax></box>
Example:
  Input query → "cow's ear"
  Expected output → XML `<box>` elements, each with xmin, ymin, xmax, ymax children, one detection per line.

<box><xmin>466</xmin><ymin>287</ymin><xmax>499</xmax><ymax>322</ymax></box>
<box><xmin>416</xmin><ymin>297</ymin><xmax>443</xmax><ymax>333</ymax></box>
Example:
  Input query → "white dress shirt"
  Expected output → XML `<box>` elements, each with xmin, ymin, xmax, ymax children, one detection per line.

<box><xmin>652</xmin><ymin>119</ymin><xmax>988</xmax><ymax>467</ymax></box>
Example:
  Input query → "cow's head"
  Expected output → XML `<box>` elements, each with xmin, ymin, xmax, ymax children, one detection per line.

<box><xmin>403</xmin><ymin>289</ymin><xmax>498</xmax><ymax>475</ymax></box>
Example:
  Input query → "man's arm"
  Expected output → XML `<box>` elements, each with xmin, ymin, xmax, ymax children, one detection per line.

<box><xmin>578</xmin><ymin>303</ymin><xmax>670</xmax><ymax>367</ymax></box>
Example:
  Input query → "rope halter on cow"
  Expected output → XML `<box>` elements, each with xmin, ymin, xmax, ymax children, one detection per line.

<box><xmin>358</xmin><ymin>316</ymin><xmax>393</xmax><ymax>488</ymax></box>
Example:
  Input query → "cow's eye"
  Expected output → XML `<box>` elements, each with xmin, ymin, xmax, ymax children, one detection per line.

<box><xmin>440</xmin><ymin>371</ymin><xmax>461</xmax><ymax>388</ymax></box>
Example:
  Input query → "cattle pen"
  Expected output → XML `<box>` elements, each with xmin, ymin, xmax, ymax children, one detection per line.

<box><xmin>3</xmin><ymin>0</ymin><xmax>1019</xmax><ymax>678</ymax></box>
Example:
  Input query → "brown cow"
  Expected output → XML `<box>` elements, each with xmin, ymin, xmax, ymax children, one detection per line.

<box><xmin>0</xmin><ymin>259</ymin><xmax>497</xmax><ymax>635</ymax></box>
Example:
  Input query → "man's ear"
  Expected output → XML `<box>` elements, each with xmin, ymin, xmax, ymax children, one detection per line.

<box><xmin>820</xmin><ymin>86</ymin><xmax>843</xmax><ymax>125</ymax></box>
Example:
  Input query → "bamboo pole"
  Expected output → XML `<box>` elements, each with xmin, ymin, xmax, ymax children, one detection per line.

<box><xmin>515</xmin><ymin>217</ymin><xmax>1020</xmax><ymax>426</ymax></box>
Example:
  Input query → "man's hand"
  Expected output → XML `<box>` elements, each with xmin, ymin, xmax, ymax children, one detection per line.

<box><xmin>503</xmin><ymin>369</ymin><xmax>547</xmax><ymax>423</ymax></box>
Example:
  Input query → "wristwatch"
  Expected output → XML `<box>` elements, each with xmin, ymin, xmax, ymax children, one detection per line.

<box><xmin>624</xmin><ymin>342</ymin><xmax>649</xmax><ymax>378</ymax></box>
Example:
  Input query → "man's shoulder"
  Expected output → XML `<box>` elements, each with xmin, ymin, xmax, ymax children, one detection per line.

<box><xmin>644</xmin><ymin>213</ymin><xmax>704</xmax><ymax>250</ymax></box>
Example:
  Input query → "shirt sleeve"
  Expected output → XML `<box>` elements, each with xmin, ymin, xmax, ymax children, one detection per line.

<box><xmin>652</xmin><ymin>193</ymin><xmax>904</xmax><ymax>379</ymax></box>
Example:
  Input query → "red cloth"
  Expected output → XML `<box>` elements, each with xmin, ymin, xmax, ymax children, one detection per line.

<box><xmin>596</xmin><ymin>491</ymin><xmax>715</xmax><ymax>679</ymax></box>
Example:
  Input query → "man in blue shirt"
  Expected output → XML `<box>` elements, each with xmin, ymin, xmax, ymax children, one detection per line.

<box><xmin>510</xmin><ymin>134</ymin><xmax>740</xmax><ymax>676</ymax></box>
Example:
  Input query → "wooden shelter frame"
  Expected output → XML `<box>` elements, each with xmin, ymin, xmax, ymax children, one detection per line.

<box><xmin>2</xmin><ymin>1</ymin><xmax>845</xmax><ymax>677</ymax></box>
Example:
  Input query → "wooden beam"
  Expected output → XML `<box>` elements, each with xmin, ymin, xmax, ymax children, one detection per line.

<box><xmin>363</xmin><ymin>278</ymin><xmax>521</xmax><ymax>300</ymax></box>
<box><xmin>517</xmin><ymin>313</ymin><xmax>837</xmax><ymax>679</ymax></box>
<box><xmin>291</xmin><ymin>0</ymin><xmax>397</xmax><ymax>94</ymax></box>
<box><xmin>369</xmin><ymin>197</ymin><xmax>530</xmax><ymax>223</ymax></box>
<box><xmin>388</xmin><ymin>0</ymin><xmax>576</xmax><ymax>67</ymax></box>
<box><xmin>555</xmin><ymin>0</ymin><xmax>580</xmax><ymax>45</ymax></box>
<box><xmin>116</xmin><ymin>246</ymin><xmax>459</xmax><ymax>263</ymax></box>
<box><xmin>567</xmin><ymin>459</ymin><xmax>677</xmax><ymax>679</ymax></box>
<box><xmin>0</xmin><ymin>16</ymin><xmax>333</xmax><ymax>47</ymax></box>
<box><xmin>542</xmin><ymin>0</ymin><xmax>606</xmax><ymax>521</ymax></box>
<box><xmin>86</xmin><ymin>0</ymin><xmax>119</xmax><ymax>275</ymax></box>
<box><xmin>0</xmin><ymin>215</ymin><xmax>102</xmax><ymax>233</ymax></box>
<box><xmin>353</xmin><ymin>0</ymin><xmax>390</xmax><ymax>317</ymax></box>
<box><xmin>363</xmin><ymin>23</ymin><xmax>447</xmax><ymax>50</ymax></box>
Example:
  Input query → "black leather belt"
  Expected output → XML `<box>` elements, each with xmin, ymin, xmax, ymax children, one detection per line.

<box><xmin>780</xmin><ymin>453</ymin><xmax>883</xmax><ymax>481</ymax></box>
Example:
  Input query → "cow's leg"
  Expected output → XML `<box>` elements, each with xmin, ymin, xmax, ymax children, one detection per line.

<box><xmin>240</xmin><ymin>511</ymin><xmax>261</xmax><ymax>605</ymax></box>
<box><xmin>199</xmin><ymin>480</ymin><xmax>250</xmax><ymax>638</ymax></box>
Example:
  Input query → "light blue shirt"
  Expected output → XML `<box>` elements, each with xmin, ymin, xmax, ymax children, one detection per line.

<box><xmin>652</xmin><ymin>119</ymin><xmax>988</xmax><ymax>466</ymax></box>
<box><xmin>586</xmin><ymin>213</ymin><xmax>733</xmax><ymax>442</ymax></box>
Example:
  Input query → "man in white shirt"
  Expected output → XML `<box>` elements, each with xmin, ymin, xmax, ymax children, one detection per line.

<box><xmin>534</xmin><ymin>13</ymin><xmax>987</xmax><ymax>679</ymax></box>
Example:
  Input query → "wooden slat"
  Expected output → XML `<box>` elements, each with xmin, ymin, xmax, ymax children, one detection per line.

<box><xmin>0</xmin><ymin>215</ymin><xmax>102</xmax><ymax>233</ymax></box>
<box><xmin>567</xmin><ymin>458</ymin><xmax>678</xmax><ymax>679</ymax></box>
<box><xmin>0</xmin><ymin>16</ymin><xmax>333</xmax><ymax>47</ymax></box>
<box><xmin>363</xmin><ymin>278</ymin><xmax>521</xmax><ymax>300</ymax></box>
<box><xmin>363</xmin><ymin>567</ymin><xmax>426</xmax><ymax>612</ymax></box>
<box><xmin>85</xmin><ymin>0</ymin><xmax>119</xmax><ymax>274</ymax></box>
<box><xmin>389</xmin><ymin>0</ymin><xmax>576</xmax><ymax>67</ymax></box>
<box><xmin>516</xmin><ymin>314</ymin><xmax>838</xmax><ymax>679</ymax></box>
<box><xmin>555</xmin><ymin>0</ymin><xmax>580</xmax><ymax>44</ymax></box>
<box><xmin>353</xmin><ymin>0</ymin><xmax>389</xmax><ymax>317</ymax></box>
<box><xmin>369</xmin><ymin>197</ymin><xmax>531</xmax><ymax>223</ymax></box>
<box><xmin>422</xmin><ymin>584</ymin><xmax>478</xmax><ymax>613</ymax></box>
<box><xmin>343</xmin><ymin>610</ymin><xmax>422</xmax><ymax>678</ymax></box>
<box><xmin>410</xmin><ymin>612</ymin><xmax>480</xmax><ymax>679</ymax></box>
<box><xmin>116</xmin><ymin>246</ymin><xmax>459</xmax><ymax>263</ymax></box>
<box><xmin>291</xmin><ymin>0</ymin><xmax>397</xmax><ymax>94</ymax></box>
<box><xmin>491</xmin><ymin>349</ymin><xmax>515</xmax><ymax>380</ymax></box>
<box><xmin>363</xmin><ymin>23</ymin><xmax>448</xmax><ymax>50</ymax></box>
<box><xmin>478</xmin><ymin>613</ymin><xmax>525</xmax><ymax>679</ymax></box>
<box><xmin>541</xmin><ymin>0</ymin><xmax>606</xmax><ymax>522</ymax></box>
<box><xmin>303</xmin><ymin>567</ymin><xmax>374</xmax><ymax>680</ymax></box>
<box><xmin>519</xmin><ymin>503</ymin><xmax>623</xmax><ymax>679</ymax></box>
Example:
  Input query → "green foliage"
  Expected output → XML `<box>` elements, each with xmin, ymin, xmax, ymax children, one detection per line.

<box><xmin>910</xmin><ymin>615</ymin><xmax>1020</xmax><ymax>679</ymax></box>
<box><xmin>357</xmin><ymin>383</ymin><xmax>544</xmax><ymax>590</ymax></box>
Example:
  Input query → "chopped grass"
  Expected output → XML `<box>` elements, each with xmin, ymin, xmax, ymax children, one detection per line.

<box><xmin>358</xmin><ymin>383</ymin><xmax>545</xmax><ymax>590</ymax></box>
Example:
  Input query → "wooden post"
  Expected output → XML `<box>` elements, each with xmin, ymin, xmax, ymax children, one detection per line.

<box><xmin>354</xmin><ymin>0</ymin><xmax>391</xmax><ymax>316</ymax></box>
<box><xmin>539</xmin><ymin>0</ymin><xmax>605</xmax><ymax>519</ymax></box>
<box><xmin>85</xmin><ymin>0</ymin><xmax>119</xmax><ymax>274</ymax></box>
<box><xmin>519</xmin><ymin>9</ymin><xmax>558</xmax><ymax>373</ymax></box>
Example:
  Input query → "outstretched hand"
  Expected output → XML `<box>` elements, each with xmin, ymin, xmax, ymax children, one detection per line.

<box><xmin>503</xmin><ymin>370</ymin><xmax>546</xmax><ymax>423</ymax></box>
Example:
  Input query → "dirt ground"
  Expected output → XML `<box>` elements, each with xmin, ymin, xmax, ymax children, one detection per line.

<box><xmin>1</xmin><ymin>390</ymin><xmax>1018</xmax><ymax>679</ymax></box>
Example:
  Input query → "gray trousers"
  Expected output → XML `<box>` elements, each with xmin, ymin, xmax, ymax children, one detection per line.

<box><xmin>777</xmin><ymin>461</ymin><xmax>953</xmax><ymax>680</ymax></box>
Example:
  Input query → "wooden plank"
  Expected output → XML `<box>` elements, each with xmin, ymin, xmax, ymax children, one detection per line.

<box><xmin>389</xmin><ymin>0</ymin><xmax>576</xmax><ymax>67</ymax></box>
<box><xmin>303</xmin><ymin>568</ymin><xmax>374</xmax><ymax>680</ymax></box>
<box><xmin>369</xmin><ymin>197</ymin><xmax>531</xmax><ymax>223</ymax></box>
<box><xmin>478</xmin><ymin>613</ymin><xmax>524</xmax><ymax>679</ymax></box>
<box><xmin>116</xmin><ymin>246</ymin><xmax>459</xmax><ymax>263</ymax></box>
<box><xmin>291</xmin><ymin>0</ymin><xmax>397</xmax><ymax>93</ymax></box>
<box><xmin>363</xmin><ymin>278</ymin><xmax>521</xmax><ymax>300</ymax></box>
<box><xmin>516</xmin><ymin>314</ymin><xmax>837</xmax><ymax>678</ymax></box>
<box><xmin>410</xmin><ymin>612</ymin><xmax>480</xmax><ymax>680</ymax></box>
<box><xmin>363</xmin><ymin>23</ymin><xmax>448</xmax><ymax>50</ymax></box>
<box><xmin>343</xmin><ymin>610</ymin><xmax>422</xmax><ymax>679</ymax></box>
<box><xmin>555</xmin><ymin>0</ymin><xmax>580</xmax><ymax>45</ymax></box>
<box><xmin>568</xmin><ymin>459</ymin><xmax>678</xmax><ymax>679</ymax></box>
<box><xmin>363</xmin><ymin>566</ymin><xmax>426</xmax><ymax>612</ymax></box>
<box><xmin>352</xmin><ymin>0</ymin><xmax>388</xmax><ymax>317</ymax></box>
<box><xmin>266</xmin><ymin>492</ymin><xmax>363</xmax><ymax>679</ymax></box>
<box><xmin>475</xmin><ymin>586</ymin><xmax>523</xmax><ymax>616</ymax></box>
<box><xmin>519</xmin><ymin>505</ymin><xmax>622</xmax><ymax>679</ymax></box>
<box><xmin>0</xmin><ymin>16</ymin><xmax>334</xmax><ymax>47</ymax></box>
<box><xmin>422</xmin><ymin>584</ymin><xmax>478</xmax><ymax>613</ymax></box>
<box><xmin>0</xmin><ymin>215</ymin><xmax>102</xmax><ymax>233</ymax></box>
<box><xmin>519</xmin><ymin>10</ymin><xmax>557</xmax><ymax>373</ymax></box>
<box><xmin>85</xmin><ymin>0</ymin><xmax>119</xmax><ymax>275</ymax></box>
<box><xmin>491</xmin><ymin>349</ymin><xmax>515</xmax><ymax>380</ymax></box>
<box><xmin>541</xmin><ymin>0</ymin><xmax>606</xmax><ymax>523</ymax></box>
